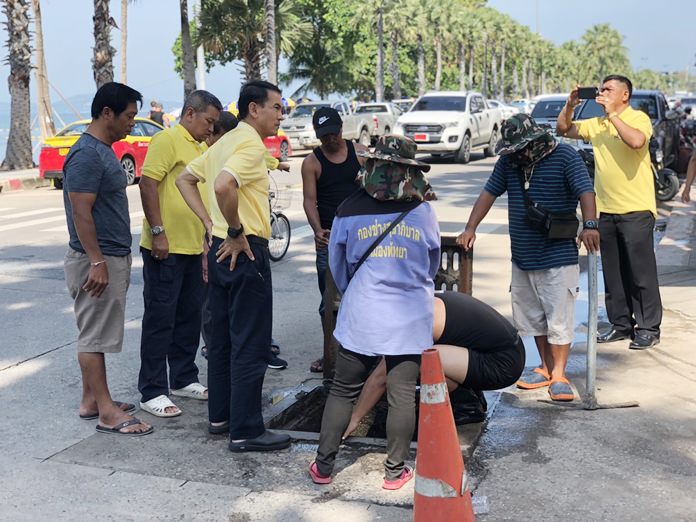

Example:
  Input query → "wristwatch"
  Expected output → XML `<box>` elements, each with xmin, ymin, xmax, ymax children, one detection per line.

<box><xmin>583</xmin><ymin>220</ymin><xmax>598</xmax><ymax>230</ymax></box>
<box><xmin>150</xmin><ymin>225</ymin><xmax>165</xmax><ymax>236</ymax></box>
<box><xmin>227</xmin><ymin>224</ymin><xmax>244</xmax><ymax>238</ymax></box>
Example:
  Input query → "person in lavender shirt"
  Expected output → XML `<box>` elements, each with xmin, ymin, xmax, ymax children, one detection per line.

<box><xmin>308</xmin><ymin>135</ymin><xmax>441</xmax><ymax>491</ymax></box>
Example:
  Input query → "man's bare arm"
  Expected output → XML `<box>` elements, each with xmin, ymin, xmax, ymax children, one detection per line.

<box><xmin>176</xmin><ymin>169</ymin><xmax>213</xmax><ymax>243</ymax></box>
<box><xmin>456</xmin><ymin>190</ymin><xmax>497</xmax><ymax>250</ymax></box>
<box><xmin>213</xmin><ymin>171</ymin><xmax>254</xmax><ymax>269</ymax></box>
<box><xmin>354</xmin><ymin>142</ymin><xmax>369</xmax><ymax>166</ymax></box>
<box><xmin>556</xmin><ymin>86</ymin><xmax>582</xmax><ymax>139</ymax></box>
<box><xmin>301</xmin><ymin>154</ymin><xmax>330</xmax><ymax>248</ymax></box>
<box><xmin>578</xmin><ymin>192</ymin><xmax>600</xmax><ymax>253</ymax></box>
<box><xmin>139</xmin><ymin>176</ymin><xmax>170</xmax><ymax>259</ymax></box>
<box><xmin>68</xmin><ymin>192</ymin><xmax>109</xmax><ymax>297</ymax></box>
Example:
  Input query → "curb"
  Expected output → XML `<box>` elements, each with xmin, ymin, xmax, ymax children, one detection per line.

<box><xmin>0</xmin><ymin>175</ymin><xmax>52</xmax><ymax>194</ymax></box>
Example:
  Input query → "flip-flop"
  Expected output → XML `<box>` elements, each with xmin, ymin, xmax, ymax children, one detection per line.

<box><xmin>548</xmin><ymin>378</ymin><xmax>575</xmax><ymax>402</ymax></box>
<box><xmin>79</xmin><ymin>401</ymin><xmax>136</xmax><ymax>420</ymax></box>
<box><xmin>309</xmin><ymin>358</ymin><xmax>324</xmax><ymax>373</ymax></box>
<box><xmin>309</xmin><ymin>462</ymin><xmax>332</xmax><ymax>485</ymax></box>
<box><xmin>96</xmin><ymin>418</ymin><xmax>153</xmax><ymax>437</ymax></box>
<box><xmin>170</xmin><ymin>382</ymin><xmax>208</xmax><ymax>400</ymax></box>
<box><xmin>516</xmin><ymin>368</ymin><xmax>552</xmax><ymax>390</ymax></box>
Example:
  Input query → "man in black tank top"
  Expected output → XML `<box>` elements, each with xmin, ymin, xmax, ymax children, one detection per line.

<box><xmin>301</xmin><ymin>107</ymin><xmax>368</xmax><ymax>373</ymax></box>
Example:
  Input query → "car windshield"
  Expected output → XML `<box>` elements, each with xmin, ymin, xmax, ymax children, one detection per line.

<box><xmin>412</xmin><ymin>96</ymin><xmax>467</xmax><ymax>112</ymax></box>
<box><xmin>355</xmin><ymin>105</ymin><xmax>388</xmax><ymax>114</ymax></box>
<box><xmin>577</xmin><ymin>95</ymin><xmax>659</xmax><ymax>122</ymax></box>
<box><xmin>58</xmin><ymin>123</ymin><xmax>89</xmax><ymax>136</ymax></box>
<box><xmin>289</xmin><ymin>104</ymin><xmax>330</xmax><ymax>118</ymax></box>
<box><xmin>531</xmin><ymin>100</ymin><xmax>566</xmax><ymax>119</ymax></box>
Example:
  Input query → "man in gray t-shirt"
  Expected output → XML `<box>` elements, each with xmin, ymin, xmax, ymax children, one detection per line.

<box><xmin>62</xmin><ymin>82</ymin><xmax>152</xmax><ymax>437</ymax></box>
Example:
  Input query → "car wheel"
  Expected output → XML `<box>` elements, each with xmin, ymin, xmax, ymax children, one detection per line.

<box><xmin>120</xmin><ymin>156</ymin><xmax>136</xmax><ymax>185</ymax></box>
<box><xmin>358</xmin><ymin>128</ymin><xmax>370</xmax><ymax>147</ymax></box>
<box><xmin>485</xmin><ymin>127</ymin><xmax>499</xmax><ymax>157</ymax></box>
<box><xmin>279</xmin><ymin>140</ymin><xmax>289</xmax><ymax>162</ymax></box>
<box><xmin>455</xmin><ymin>134</ymin><xmax>471</xmax><ymax>164</ymax></box>
<box><xmin>53</xmin><ymin>178</ymin><xmax>63</xmax><ymax>190</ymax></box>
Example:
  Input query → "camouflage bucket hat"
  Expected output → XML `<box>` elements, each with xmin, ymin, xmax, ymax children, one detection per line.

<box><xmin>357</xmin><ymin>158</ymin><xmax>437</xmax><ymax>202</ymax></box>
<box><xmin>496</xmin><ymin>113</ymin><xmax>551</xmax><ymax>155</ymax></box>
<box><xmin>357</xmin><ymin>134</ymin><xmax>431</xmax><ymax>171</ymax></box>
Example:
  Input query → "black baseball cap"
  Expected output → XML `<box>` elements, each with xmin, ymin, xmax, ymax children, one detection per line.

<box><xmin>312</xmin><ymin>107</ymin><xmax>343</xmax><ymax>138</ymax></box>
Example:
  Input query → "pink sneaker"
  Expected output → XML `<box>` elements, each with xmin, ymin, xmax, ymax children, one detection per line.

<box><xmin>382</xmin><ymin>466</ymin><xmax>414</xmax><ymax>490</ymax></box>
<box><xmin>309</xmin><ymin>462</ymin><xmax>332</xmax><ymax>485</ymax></box>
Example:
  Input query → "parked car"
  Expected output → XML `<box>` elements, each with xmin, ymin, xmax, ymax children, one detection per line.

<box><xmin>487</xmin><ymin>100</ymin><xmax>520</xmax><ymax>120</ymax></box>
<box><xmin>264</xmin><ymin>130</ymin><xmax>292</xmax><ymax>161</ymax></box>
<box><xmin>509</xmin><ymin>98</ymin><xmax>532</xmax><ymax>114</ymax></box>
<box><xmin>354</xmin><ymin>102</ymin><xmax>403</xmax><ymax>142</ymax></box>
<box><xmin>39</xmin><ymin>117</ymin><xmax>165</xmax><ymax>189</ymax></box>
<box><xmin>530</xmin><ymin>94</ymin><xmax>570</xmax><ymax>135</ymax></box>
<box><xmin>393</xmin><ymin>90</ymin><xmax>503</xmax><ymax>163</ymax></box>
<box><xmin>391</xmin><ymin>98</ymin><xmax>415</xmax><ymax>113</ymax></box>
<box><xmin>565</xmin><ymin>89</ymin><xmax>681</xmax><ymax>170</ymax></box>
<box><xmin>280</xmin><ymin>100</ymin><xmax>372</xmax><ymax>151</ymax></box>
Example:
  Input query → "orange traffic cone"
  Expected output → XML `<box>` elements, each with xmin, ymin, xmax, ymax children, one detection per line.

<box><xmin>414</xmin><ymin>348</ymin><xmax>475</xmax><ymax>522</ymax></box>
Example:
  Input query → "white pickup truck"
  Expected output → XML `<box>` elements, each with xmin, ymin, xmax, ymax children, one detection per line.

<box><xmin>393</xmin><ymin>91</ymin><xmax>503</xmax><ymax>163</ymax></box>
<box><xmin>280</xmin><ymin>100</ymin><xmax>372</xmax><ymax>151</ymax></box>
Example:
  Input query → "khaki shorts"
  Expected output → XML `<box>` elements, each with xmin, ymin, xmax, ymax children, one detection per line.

<box><xmin>64</xmin><ymin>249</ymin><xmax>132</xmax><ymax>353</ymax></box>
<box><xmin>510</xmin><ymin>263</ymin><xmax>579</xmax><ymax>345</ymax></box>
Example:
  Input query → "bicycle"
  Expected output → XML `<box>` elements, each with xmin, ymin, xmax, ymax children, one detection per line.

<box><xmin>268</xmin><ymin>180</ymin><xmax>291</xmax><ymax>261</ymax></box>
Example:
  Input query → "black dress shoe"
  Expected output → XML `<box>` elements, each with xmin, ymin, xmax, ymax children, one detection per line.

<box><xmin>597</xmin><ymin>328</ymin><xmax>632</xmax><ymax>343</ymax></box>
<box><xmin>629</xmin><ymin>334</ymin><xmax>660</xmax><ymax>350</ymax></box>
<box><xmin>228</xmin><ymin>430</ymin><xmax>291</xmax><ymax>452</ymax></box>
<box><xmin>452</xmin><ymin>404</ymin><xmax>486</xmax><ymax>425</ymax></box>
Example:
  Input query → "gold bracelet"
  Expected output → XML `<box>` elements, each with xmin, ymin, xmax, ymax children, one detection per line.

<box><xmin>90</xmin><ymin>260</ymin><xmax>106</xmax><ymax>267</ymax></box>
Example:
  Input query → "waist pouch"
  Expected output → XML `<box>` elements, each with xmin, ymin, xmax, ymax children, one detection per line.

<box><xmin>526</xmin><ymin>203</ymin><xmax>579</xmax><ymax>239</ymax></box>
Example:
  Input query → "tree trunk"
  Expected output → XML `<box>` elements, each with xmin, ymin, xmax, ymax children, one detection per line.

<box><xmin>491</xmin><ymin>41</ymin><xmax>497</xmax><ymax>99</ymax></box>
<box><xmin>468</xmin><ymin>44</ymin><xmax>474</xmax><ymax>91</ymax></box>
<box><xmin>120</xmin><ymin>0</ymin><xmax>127</xmax><ymax>83</ymax></box>
<box><xmin>31</xmin><ymin>0</ymin><xmax>54</xmax><ymax>138</ymax></box>
<box><xmin>434</xmin><ymin>37</ymin><xmax>442</xmax><ymax>91</ymax></box>
<box><xmin>390</xmin><ymin>30</ymin><xmax>401</xmax><ymax>100</ymax></box>
<box><xmin>512</xmin><ymin>65</ymin><xmax>519</xmax><ymax>98</ymax></box>
<box><xmin>500</xmin><ymin>45</ymin><xmax>506</xmax><ymax>102</ymax></box>
<box><xmin>458</xmin><ymin>42</ymin><xmax>466</xmax><ymax>91</ymax></box>
<box><xmin>481</xmin><ymin>32</ymin><xmax>488</xmax><ymax>95</ymax></box>
<box><xmin>417</xmin><ymin>33</ymin><xmax>425</xmax><ymax>96</ymax></box>
<box><xmin>2</xmin><ymin>0</ymin><xmax>33</xmax><ymax>170</ymax></box>
<box><xmin>375</xmin><ymin>3</ymin><xmax>384</xmax><ymax>102</ymax></box>
<box><xmin>92</xmin><ymin>0</ymin><xmax>115</xmax><ymax>88</ymax></box>
<box><xmin>264</xmin><ymin>0</ymin><xmax>276</xmax><ymax>84</ymax></box>
<box><xmin>522</xmin><ymin>59</ymin><xmax>530</xmax><ymax>99</ymax></box>
<box><xmin>180</xmin><ymin>0</ymin><xmax>196</xmax><ymax>100</ymax></box>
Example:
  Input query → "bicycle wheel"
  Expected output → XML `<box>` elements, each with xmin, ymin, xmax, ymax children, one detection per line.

<box><xmin>269</xmin><ymin>212</ymin><xmax>291</xmax><ymax>261</ymax></box>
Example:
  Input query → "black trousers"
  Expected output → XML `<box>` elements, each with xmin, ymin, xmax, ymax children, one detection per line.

<box><xmin>599</xmin><ymin>211</ymin><xmax>662</xmax><ymax>337</ymax></box>
<box><xmin>138</xmin><ymin>248</ymin><xmax>203</xmax><ymax>402</ymax></box>
<box><xmin>207</xmin><ymin>236</ymin><xmax>272</xmax><ymax>440</ymax></box>
<box><xmin>316</xmin><ymin>347</ymin><xmax>420</xmax><ymax>480</ymax></box>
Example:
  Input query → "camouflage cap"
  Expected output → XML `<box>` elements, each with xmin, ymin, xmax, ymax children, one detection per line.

<box><xmin>496</xmin><ymin>113</ymin><xmax>551</xmax><ymax>155</ymax></box>
<box><xmin>357</xmin><ymin>134</ymin><xmax>431</xmax><ymax>171</ymax></box>
<box><xmin>357</xmin><ymin>158</ymin><xmax>437</xmax><ymax>202</ymax></box>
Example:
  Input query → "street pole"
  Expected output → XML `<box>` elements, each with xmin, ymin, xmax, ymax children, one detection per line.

<box><xmin>584</xmin><ymin>252</ymin><xmax>598</xmax><ymax>410</ymax></box>
<box><xmin>194</xmin><ymin>0</ymin><xmax>206</xmax><ymax>90</ymax></box>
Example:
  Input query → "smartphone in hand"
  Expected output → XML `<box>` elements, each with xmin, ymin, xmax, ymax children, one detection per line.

<box><xmin>577</xmin><ymin>87</ymin><xmax>599</xmax><ymax>100</ymax></box>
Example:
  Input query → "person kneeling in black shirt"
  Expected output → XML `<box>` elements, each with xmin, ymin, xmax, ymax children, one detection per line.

<box><xmin>342</xmin><ymin>291</ymin><xmax>525</xmax><ymax>437</ymax></box>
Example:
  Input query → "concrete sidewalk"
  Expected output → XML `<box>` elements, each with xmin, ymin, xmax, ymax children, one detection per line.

<box><xmin>0</xmin><ymin>167</ymin><xmax>50</xmax><ymax>193</ymax></box>
<box><xmin>471</xmin><ymin>198</ymin><xmax>696</xmax><ymax>521</ymax></box>
<box><xmin>0</xmin><ymin>189</ymin><xmax>694</xmax><ymax>521</ymax></box>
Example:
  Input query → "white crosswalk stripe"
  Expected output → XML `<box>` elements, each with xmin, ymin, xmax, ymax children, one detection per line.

<box><xmin>0</xmin><ymin>207</ymin><xmax>63</xmax><ymax>220</ymax></box>
<box><xmin>40</xmin><ymin>210</ymin><xmax>145</xmax><ymax>233</ymax></box>
<box><xmin>0</xmin><ymin>215</ymin><xmax>68</xmax><ymax>233</ymax></box>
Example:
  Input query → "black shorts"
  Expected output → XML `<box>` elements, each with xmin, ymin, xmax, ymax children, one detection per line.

<box><xmin>462</xmin><ymin>336</ymin><xmax>525</xmax><ymax>390</ymax></box>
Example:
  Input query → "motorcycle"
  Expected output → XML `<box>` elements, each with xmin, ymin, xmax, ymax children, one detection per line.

<box><xmin>577</xmin><ymin>137</ymin><xmax>679</xmax><ymax>202</ymax></box>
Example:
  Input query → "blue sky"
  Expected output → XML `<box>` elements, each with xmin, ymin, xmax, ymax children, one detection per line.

<box><xmin>0</xmin><ymin>0</ymin><xmax>693</xmax><ymax>109</ymax></box>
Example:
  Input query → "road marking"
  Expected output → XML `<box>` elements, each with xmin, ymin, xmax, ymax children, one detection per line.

<box><xmin>41</xmin><ymin>211</ymin><xmax>145</xmax><ymax>233</ymax></box>
<box><xmin>0</xmin><ymin>207</ymin><xmax>16</xmax><ymax>213</ymax></box>
<box><xmin>293</xmin><ymin>224</ymin><xmax>313</xmax><ymax>240</ymax></box>
<box><xmin>0</xmin><ymin>215</ymin><xmax>67</xmax><ymax>232</ymax></box>
<box><xmin>0</xmin><ymin>207</ymin><xmax>63</xmax><ymax>219</ymax></box>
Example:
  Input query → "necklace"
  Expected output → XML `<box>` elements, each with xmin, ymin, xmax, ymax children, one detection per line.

<box><xmin>523</xmin><ymin>165</ymin><xmax>535</xmax><ymax>190</ymax></box>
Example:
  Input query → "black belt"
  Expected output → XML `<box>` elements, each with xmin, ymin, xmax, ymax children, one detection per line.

<box><xmin>213</xmin><ymin>234</ymin><xmax>268</xmax><ymax>247</ymax></box>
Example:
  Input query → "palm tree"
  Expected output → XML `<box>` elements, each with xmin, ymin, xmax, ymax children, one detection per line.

<box><xmin>375</xmin><ymin>1</ymin><xmax>384</xmax><ymax>101</ymax></box>
<box><xmin>180</xmin><ymin>0</ymin><xmax>196</xmax><ymax>99</ymax></box>
<box><xmin>120</xmin><ymin>0</ymin><xmax>127</xmax><ymax>83</ymax></box>
<box><xmin>31</xmin><ymin>0</ymin><xmax>54</xmax><ymax>138</ymax></box>
<box><xmin>578</xmin><ymin>24</ymin><xmax>631</xmax><ymax>84</ymax></box>
<box><xmin>265</xmin><ymin>0</ymin><xmax>276</xmax><ymax>83</ymax></box>
<box><xmin>92</xmin><ymin>0</ymin><xmax>114</xmax><ymax>87</ymax></box>
<box><xmin>2</xmin><ymin>0</ymin><xmax>33</xmax><ymax>170</ymax></box>
<box><xmin>199</xmin><ymin>0</ymin><xmax>309</xmax><ymax>82</ymax></box>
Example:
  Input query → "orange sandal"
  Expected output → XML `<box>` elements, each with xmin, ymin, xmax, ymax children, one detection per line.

<box><xmin>516</xmin><ymin>367</ymin><xmax>551</xmax><ymax>390</ymax></box>
<box><xmin>548</xmin><ymin>378</ymin><xmax>575</xmax><ymax>401</ymax></box>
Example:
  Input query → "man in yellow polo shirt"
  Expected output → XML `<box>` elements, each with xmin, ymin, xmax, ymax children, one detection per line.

<box><xmin>557</xmin><ymin>75</ymin><xmax>662</xmax><ymax>350</ymax></box>
<box><xmin>137</xmin><ymin>90</ymin><xmax>222</xmax><ymax>418</ymax></box>
<box><xmin>177</xmin><ymin>80</ymin><xmax>292</xmax><ymax>452</ymax></box>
